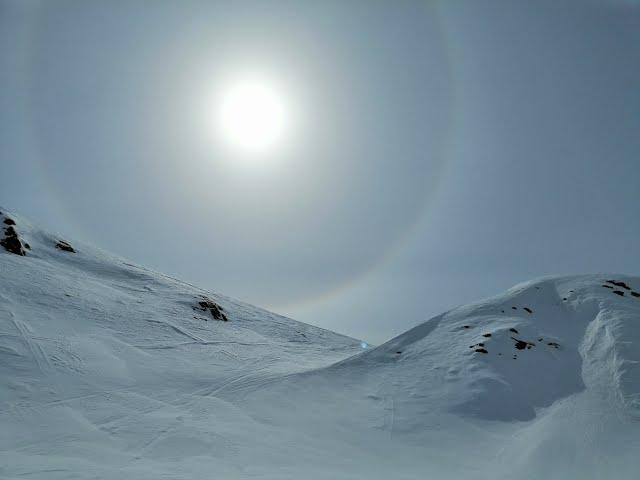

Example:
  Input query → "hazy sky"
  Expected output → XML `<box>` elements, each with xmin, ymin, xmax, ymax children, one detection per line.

<box><xmin>2</xmin><ymin>0</ymin><xmax>639</xmax><ymax>344</ymax></box>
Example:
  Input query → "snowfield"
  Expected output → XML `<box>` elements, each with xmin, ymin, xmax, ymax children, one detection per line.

<box><xmin>1</xmin><ymin>208</ymin><xmax>639</xmax><ymax>479</ymax></box>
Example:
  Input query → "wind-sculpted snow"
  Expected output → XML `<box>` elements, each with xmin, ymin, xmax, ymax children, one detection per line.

<box><xmin>1</xmin><ymin>207</ymin><xmax>639</xmax><ymax>479</ymax></box>
<box><xmin>344</xmin><ymin>279</ymin><xmax>593</xmax><ymax>422</ymax></box>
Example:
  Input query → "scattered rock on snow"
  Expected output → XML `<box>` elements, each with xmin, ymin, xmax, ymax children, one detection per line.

<box><xmin>511</xmin><ymin>337</ymin><xmax>535</xmax><ymax>350</ymax></box>
<box><xmin>613</xmin><ymin>290</ymin><xmax>625</xmax><ymax>297</ymax></box>
<box><xmin>606</xmin><ymin>280</ymin><xmax>631</xmax><ymax>290</ymax></box>
<box><xmin>194</xmin><ymin>296</ymin><xmax>228</xmax><ymax>321</ymax></box>
<box><xmin>55</xmin><ymin>240</ymin><xmax>76</xmax><ymax>253</ymax></box>
<box><xmin>1</xmin><ymin>225</ymin><xmax>26</xmax><ymax>256</ymax></box>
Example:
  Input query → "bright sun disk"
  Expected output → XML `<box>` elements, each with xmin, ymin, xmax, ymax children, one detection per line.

<box><xmin>217</xmin><ymin>79</ymin><xmax>288</xmax><ymax>155</ymax></box>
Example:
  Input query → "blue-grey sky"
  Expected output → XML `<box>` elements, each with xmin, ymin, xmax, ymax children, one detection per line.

<box><xmin>2</xmin><ymin>0</ymin><xmax>639</xmax><ymax>344</ymax></box>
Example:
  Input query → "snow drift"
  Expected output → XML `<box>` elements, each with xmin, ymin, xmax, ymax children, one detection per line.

<box><xmin>1</xmin><ymin>207</ymin><xmax>638</xmax><ymax>479</ymax></box>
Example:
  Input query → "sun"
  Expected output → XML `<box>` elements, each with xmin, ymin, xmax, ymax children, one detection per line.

<box><xmin>216</xmin><ymin>79</ymin><xmax>288</xmax><ymax>155</ymax></box>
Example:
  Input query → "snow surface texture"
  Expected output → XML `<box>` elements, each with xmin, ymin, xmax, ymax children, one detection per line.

<box><xmin>1</xmin><ymin>207</ymin><xmax>639</xmax><ymax>479</ymax></box>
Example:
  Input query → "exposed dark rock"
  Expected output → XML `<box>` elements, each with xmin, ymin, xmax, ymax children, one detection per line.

<box><xmin>194</xmin><ymin>296</ymin><xmax>228</xmax><ymax>321</ymax></box>
<box><xmin>606</xmin><ymin>280</ymin><xmax>631</xmax><ymax>290</ymax></box>
<box><xmin>24</xmin><ymin>243</ymin><xmax>31</xmax><ymax>250</ymax></box>
<box><xmin>55</xmin><ymin>240</ymin><xmax>75</xmax><ymax>253</ymax></box>
<box><xmin>613</xmin><ymin>290</ymin><xmax>624</xmax><ymax>297</ymax></box>
<box><xmin>511</xmin><ymin>307</ymin><xmax>517</xmax><ymax>310</ymax></box>
<box><xmin>631</xmin><ymin>292</ymin><xmax>640</xmax><ymax>298</ymax></box>
<box><xmin>511</xmin><ymin>337</ymin><xmax>535</xmax><ymax>350</ymax></box>
<box><xmin>462</xmin><ymin>325</ymin><xmax>471</xmax><ymax>329</ymax></box>
<box><xmin>547</xmin><ymin>342</ymin><xmax>560</xmax><ymax>349</ymax></box>
<box><xmin>509</xmin><ymin>328</ymin><xmax>519</xmax><ymax>334</ymax></box>
<box><xmin>1</xmin><ymin>226</ymin><xmax>25</xmax><ymax>256</ymax></box>
<box><xmin>562</xmin><ymin>297</ymin><xmax>567</xmax><ymax>301</ymax></box>
<box><xmin>395</xmin><ymin>351</ymin><xmax>402</xmax><ymax>354</ymax></box>
<box><xmin>602</xmin><ymin>285</ymin><xmax>613</xmax><ymax>289</ymax></box>
<box><xmin>482</xmin><ymin>333</ymin><xmax>492</xmax><ymax>338</ymax></box>
<box><xmin>523</xmin><ymin>307</ymin><xmax>532</xmax><ymax>313</ymax></box>
<box><xmin>3</xmin><ymin>218</ymin><xmax>15</xmax><ymax>225</ymax></box>
<box><xmin>475</xmin><ymin>348</ymin><xmax>488</xmax><ymax>354</ymax></box>
<box><xmin>501</xmin><ymin>310</ymin><xmax>505</xmax><ymax>313</ymax></box>
<box><xmin>513</xmin><ymin>340</ymin><xmax>527</xmax><ymax>350</ymax></box>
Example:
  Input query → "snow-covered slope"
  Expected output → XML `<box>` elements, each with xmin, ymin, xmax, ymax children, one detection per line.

<box><xmin>1</xmin><ymin>207</ymin><xmax>639</xmax><ymax>479</ymax></box>
<box><xmin>0</xmin><ymin>208</ymin><xmax>363</xmax><ymax>478</ymax></box>
<box><xmin>236</xmin><ymin>275</ymin><xmax>640</xmax><ymax>479</ymax></box>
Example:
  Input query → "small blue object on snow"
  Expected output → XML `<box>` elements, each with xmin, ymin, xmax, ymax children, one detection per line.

<box><xmin>361</xmin><ymin>342</ymin><xmax>368</xmax><ymax>349</ymax></box>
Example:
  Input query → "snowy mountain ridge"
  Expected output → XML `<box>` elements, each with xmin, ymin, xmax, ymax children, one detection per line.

<box><xmin>1</xmin><ymin>207</ymin><xmax>639</xmax><ymax>479</ymax></box>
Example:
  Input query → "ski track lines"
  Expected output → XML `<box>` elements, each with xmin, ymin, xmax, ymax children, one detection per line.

<box><xmin>132</xmin><ymin>340</ymin><xmax>269</xmax><ymax>350</ymax></box>
<box><xmin>5</xmin><ymin>310</ymin><xmax>52</xmax><ymax>373</ymax></box>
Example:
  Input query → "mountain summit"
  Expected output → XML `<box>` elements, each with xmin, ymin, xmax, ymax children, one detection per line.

<box><xmin>1</xmin><ymin>208</ymin><xmax>638</xmax><ymax>479</ymax></box>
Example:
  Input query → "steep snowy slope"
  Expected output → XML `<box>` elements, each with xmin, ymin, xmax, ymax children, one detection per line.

<box><xmin>237</xmin><ymin>275</ymin><xmax>640</xmax><ymax>479</ymax></box>
<box><xmin>0</xmin><ymin>208</ymin><xmax>363</xmax><ymax>478</ymax></box>
<box><xmin>1</xmin><ymin>208</ymin><xmax>639</xmax><ymax>479</ymax></box>
<box><xmin>339</xmin><ymin>275</ymin><xmax>640</xmax><ymax>421</ymax></box>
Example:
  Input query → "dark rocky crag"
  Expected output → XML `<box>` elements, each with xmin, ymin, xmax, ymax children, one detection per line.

<box><xmin>0</xmin><ymin>212</ymin><xmax>26</xmax><ymax>256</ymax></box>
<box><xmin>194</xmin><ymin>296</ymin><xmax>228</xmax><ymax>321</ymax></box>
